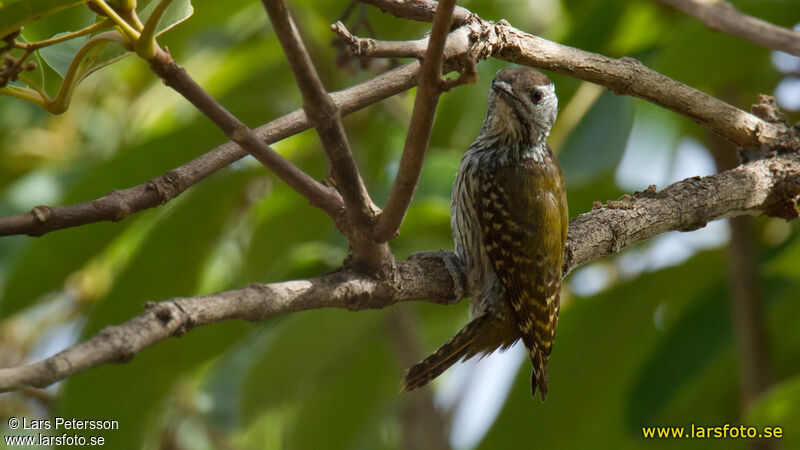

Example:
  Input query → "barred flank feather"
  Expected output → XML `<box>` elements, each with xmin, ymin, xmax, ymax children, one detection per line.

<box><xmin>402</xmin><ymin>67</ymin><xmax>567</xmax><ymax>401</ymax></box>
<box><xmin>477</xmin><ymin>161</ymin><xmax>565</xmax><ymax>402</ymax></box>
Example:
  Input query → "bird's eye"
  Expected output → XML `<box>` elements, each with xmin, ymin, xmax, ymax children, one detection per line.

<box><xmin>531</xmin><ymin>90</ymin><xmax>543</xmax><ymax>104</ymax></box>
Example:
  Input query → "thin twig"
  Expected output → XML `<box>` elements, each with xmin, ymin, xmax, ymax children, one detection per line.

<box><xmin>657</xmin><ymin>0</ymin><xmax>800</xmax><ymax>57</ymax></box>
<box><xmin>262</xmin><ymin>0</ymin><xmax>390</xmax><ymax>270</ymax></box>
<box><xmin>16</xmin><ymin>20</ymin><xmax>112</xmax><ymax>52</ymax></box>
<box><xmin>262</xmin><ymin>0</ymin><xmax>371</xmax><ymax>217</ymax></box>
<box><xmin>359</xmin><ymin>0</ymin><xmax>473</xmax><ymax>27</ymax></box>
<box><xmin>332</xmin><ymin>21</ymin><xmax>428</xmax><ymax>58</ymax></box>
<box><xmin>374</xmin><ymin>0</ymin><xmax>457</xmax><ymax>241</ymax></box>
<box><xmin>2</xmin><ymin>153</ymin><xmax>799</xmax><ymax>392</ymax></box>
<box><xmin>0</xmin><ymin>61</ymin><xmax>423</xmax><ymax>237</ymax></box>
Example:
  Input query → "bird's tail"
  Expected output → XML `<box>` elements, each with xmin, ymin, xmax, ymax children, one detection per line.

<box><xmin>528</xmin><ymin>347</ymin><xmax>548</xmax><ymax>402</ymax></box>
<box><xmin>401</xmin><ymin>313</ymin><xmax>511</xmax><ymax>392</ymax></box>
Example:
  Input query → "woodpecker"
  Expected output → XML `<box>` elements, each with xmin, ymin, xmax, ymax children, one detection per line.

<box><xmin>401</xmin><ymin>67</ymin><xmax>568</xmax><ymax>401</ymax></box>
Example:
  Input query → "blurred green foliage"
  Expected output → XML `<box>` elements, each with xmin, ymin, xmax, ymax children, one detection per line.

<box><xmin>1</xmin><ymin>0</ymin><xmax>800</xmax><ymax>449</ymax></box>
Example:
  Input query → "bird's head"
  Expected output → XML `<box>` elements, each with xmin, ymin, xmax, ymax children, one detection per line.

<box><xmin>483</xmin><ymin>67</ymin><xmax>558</xmax><ymax>147</ymax></box>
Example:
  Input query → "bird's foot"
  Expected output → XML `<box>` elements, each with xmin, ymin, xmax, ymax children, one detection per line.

<box><xmin>408</xmin><ymin>250</ymin><xmax>467</xmax><ymax>304</ymax></box>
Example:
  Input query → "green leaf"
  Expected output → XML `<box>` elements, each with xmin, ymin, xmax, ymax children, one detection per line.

<box><xmin>39</xmin><ymin>32</ymin><xmax>100</xmax><ymax>79</ymax></box>
<box><xmin>558</xmin><ymin>90</ymin><xmax>635</xmax><ymax>188</ymax></box>
<box><xmin>36</xmin><ymin>0</ymin><xmax>192</xmax><ymax>91</ymax></box>
<box><xmin>48</xmin><ymin>33</ymin><xmax>128</xmax><ymax>84</ymax></box>
<box><xmin>0</xmin><ymin>0</ymin><xmax>88</xmax><ymax>40</ymax></box>
<box><xmin>139</xmin><ymin>0</ymin><xmax>193</xmax><ymax>37</ymax></box>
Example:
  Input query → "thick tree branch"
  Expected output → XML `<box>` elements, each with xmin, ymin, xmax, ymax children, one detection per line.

<box><xmin>563</xmin><ymin>155</ymin><xmax>800</xmax><ymax>273</ymax></box>
<box><xmin>356</xmin><ymin>0</ymin><xmax>798</xmax><ymax>151</ymax></box>
<box><xmin>657</xmin><ymin>0</ymin><xmax>800</xmax><ymax>57</ymax></box>
<box><xmin>145</xmin><ymin>47</ymin><xmax>345</xmax><ymax>220</ymax></box>
<box><xmin>374</xmin><ymin>0</ymin><xmax>456</xmax><ymax>241</ymax></box>
<box><xmin>3</xmin><ymin>154</ymin><xmax>799</xmax><ymax>392</ymax></box>
<box><xmin>262</xmin><ymin>0</ymin><xmax>391</xmax><ymax>271</ymax></box>
<box><xmin>0</xmin><ymin>256</ymin><xmax>457</xmax><ymax>392</ymax></box>
<box><xmin>494</xmin><ymin>26</ymin><xmax>795</xmax><ymax>150</ymax></box>
<box><xmin>0</xmin><ymin>61</ymin><xmax>423</xmax><ymax>237</ymax></box>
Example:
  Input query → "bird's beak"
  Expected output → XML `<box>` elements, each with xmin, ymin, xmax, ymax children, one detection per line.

<box><xmin>491</xmin><ymin>80</ymin><xmax>520</xmax><ymax>102</ymax></box>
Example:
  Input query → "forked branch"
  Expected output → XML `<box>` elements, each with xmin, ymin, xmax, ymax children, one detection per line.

<box><xmin>262</xmin><ymin>0</ymin><xmax>391</xmax><ymax>270</ymax></box>
<box><xmin>145</xmin><ymin>47</ymin><xmax>344</xmax><ymax>219</ymax></box>
<box><xmin>2</xmin><ymin>153</ymin><xmax>799</xmax><ymax>392</ymax></box>
<box><xmin>262</xmin><ymin>0</ymin><xmax>375</xmax><ymax>222</ymax></box>
<box><xmin>375</xmin><ymin>0</ymin><xmax>458</xmax><ymax>242</ymax></box>
<box><xmin>0</xmin><ymin>62</ymin><xmax>423</xmax><ymax>237</ymax></box>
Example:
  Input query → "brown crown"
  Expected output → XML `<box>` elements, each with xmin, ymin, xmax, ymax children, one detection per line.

<box><xmin>493</xmin><ymin>66</ymin><xmax>553</xmax><ymax>89</ymax></box>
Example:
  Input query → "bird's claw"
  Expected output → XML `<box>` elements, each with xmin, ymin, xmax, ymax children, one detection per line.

<box><xmin>408</xmin><ymin>250</ymin><xmax>467</xmax><ymax>303</ymax></box>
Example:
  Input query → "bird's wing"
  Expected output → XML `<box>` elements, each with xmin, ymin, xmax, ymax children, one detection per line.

<box><xmin>477</xmin><ymin>154</ymin><xmax>567</xmax><ymax>398</ymax></box>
